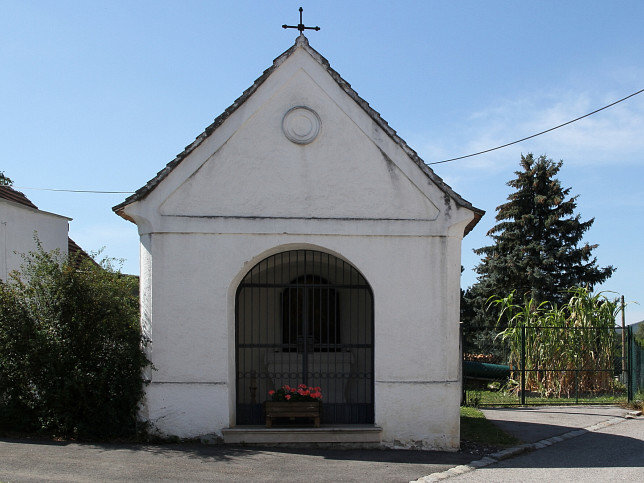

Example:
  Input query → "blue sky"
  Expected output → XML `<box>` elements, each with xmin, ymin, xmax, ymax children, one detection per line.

<box><xmin>2</xmin><ymin>1</ymin><xmax>643</xmax><ymax>323</ymax></box>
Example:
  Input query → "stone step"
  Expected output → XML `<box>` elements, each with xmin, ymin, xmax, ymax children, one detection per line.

<box><xmin>222</xmin><ymin>425</ymin><xmax>382</xmax><ymax>445</ymax></box>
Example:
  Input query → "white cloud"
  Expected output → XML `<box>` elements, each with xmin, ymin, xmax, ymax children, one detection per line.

<box><xmin>420</xmin><ymin>85</ymin><xmax>644</xmax><ymax>302</ymax></box>
<box><xmin>418</xmin><ymin>88</ymin><xmax>644</xmax><ymax>172</ymax></box>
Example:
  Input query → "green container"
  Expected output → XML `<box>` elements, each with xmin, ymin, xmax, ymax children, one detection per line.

<box><xmin>463</xmin><ymin>361</ymin><xmax>510</xmax><ymax>380</ymax></box>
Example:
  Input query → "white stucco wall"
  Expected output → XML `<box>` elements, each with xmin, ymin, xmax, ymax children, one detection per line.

<box><xmin>0</xmin><ymin>200</ymin><xmax>70</xmax><ymax>280</ymax></box>
<box><xmin>120</xmin><ymin>37</ymin><xmax>478</xmax><ymax>450</ymax></box>
<box><xmin>137</xmin><ymin>232</ymin><xmax>467</xmax><ymax>450</ymax></box>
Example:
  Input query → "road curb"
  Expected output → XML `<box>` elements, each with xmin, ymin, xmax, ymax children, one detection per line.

<box><xmin>411</xmin><ymin>410</ymin><xmax>640</xmax><ymax>482</ymax></box>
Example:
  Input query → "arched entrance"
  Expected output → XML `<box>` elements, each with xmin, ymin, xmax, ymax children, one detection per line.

<box><xmin>235</xmin><ymin>249</ymin><xmax>374</xmax><ymax>425</ymax></box>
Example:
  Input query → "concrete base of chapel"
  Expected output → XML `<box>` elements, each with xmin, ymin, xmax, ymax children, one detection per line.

<box><xmin>221</xmin><ymin>424</ymin><xmax>383</xmax><ymax>445</ymax></box>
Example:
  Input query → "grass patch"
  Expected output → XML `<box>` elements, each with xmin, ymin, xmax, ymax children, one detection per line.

<box><xmin>622</xmin><ymin>390</ymin><xmax>644</xmax><ymax>411</ymax></box>
<box><xmin>464</xmin><ymin>389</ymin><xmax>627</xmax><ymax>406</ymax></box>
<box><xmin>460</xmin><ymin>407</ymin><xmax>520</xmax><ymax>447</ymax></box>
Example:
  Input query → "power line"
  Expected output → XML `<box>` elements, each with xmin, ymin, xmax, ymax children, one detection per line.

<box><xmin>427</xmin><ymin>87</ymin><xmax>644</xmax><ymax>165</ymax></box>
<box><xmin>14</xmin><ymin>187</ymin><xmax>134</xmax><ymax>194</ymax></box>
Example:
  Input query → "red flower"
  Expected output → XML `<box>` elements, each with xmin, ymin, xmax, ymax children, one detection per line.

<box><xmin>270</xmin><ymin>383</ymin><xmax>323</xmax><ymax>402</ymax></box>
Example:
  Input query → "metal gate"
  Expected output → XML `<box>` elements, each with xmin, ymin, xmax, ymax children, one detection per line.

<box><xmin>463</xmin><ymin>324</ymin><xmax>632</xmax><ymax>406</ymax></box>
<box><xmin>235</xmin><ymin>250</ymin><xmax>374</xmax><ymax>425</ymax></box>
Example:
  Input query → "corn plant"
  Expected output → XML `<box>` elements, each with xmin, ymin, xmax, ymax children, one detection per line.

<box><xmin>490</xmin><ymin>287</ymin><xmax>622</xmax><ymax>398</ymax></box>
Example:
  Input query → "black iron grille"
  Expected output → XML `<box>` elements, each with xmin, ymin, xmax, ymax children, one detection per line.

<box><xmin>235</xmin><ymin>250</ymin><xmax>374</xmax><ymax>425</ymax></box>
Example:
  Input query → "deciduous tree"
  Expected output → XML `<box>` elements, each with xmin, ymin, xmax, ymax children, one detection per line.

<box><xmin>0</xmin><ymin>171</ymin><xmax>12</xmax><ymax>186</ymax></box>
<box><xmin>0</xmin><ymin>246</ymin><xmax>148</xmax><ymax>438</ymax></box>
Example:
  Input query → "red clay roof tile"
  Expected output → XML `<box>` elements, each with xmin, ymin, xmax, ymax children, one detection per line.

<box><xmin>0</xmin><ymin>186</ymin><xmax>38</xmax><ymax>209</ymax></box>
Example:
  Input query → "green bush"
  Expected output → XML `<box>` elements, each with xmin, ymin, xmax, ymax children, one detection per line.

<box><xmin>0</xmin><ymin>246</ymin><xmax>149</xmax><ymax>439</ymax></box>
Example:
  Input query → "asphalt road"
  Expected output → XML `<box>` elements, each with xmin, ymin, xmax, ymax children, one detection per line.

<box><xmin>480</xmin><ymin>405</ymin><xmax>634</xmax><ymax>442</ymax></box>
<box><xmin>449</xmin><ymin>416</ymin><xmax>643</xmax><ymax>482</ymax></box>
<box><xmin>0</xmin><ymin>440</ymin><xmax>473</xmax><ymax>482</ymax></box>
<box><xmin>0</xmin><ymin>406</ymin><xmax>640</xmax><ymax>482</ymax></box>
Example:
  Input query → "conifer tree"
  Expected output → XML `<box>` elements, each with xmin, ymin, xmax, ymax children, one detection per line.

<box><xmin>463</xmin><ymin>154</ymin><xmax>614</xmax><ymax>353</ymax></box>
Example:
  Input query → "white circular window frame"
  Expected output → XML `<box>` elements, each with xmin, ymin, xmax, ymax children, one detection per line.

<box><xmin>282</xmin><ymin>106</ymin><xmax>321</xmax><ymax>145</ymax></box>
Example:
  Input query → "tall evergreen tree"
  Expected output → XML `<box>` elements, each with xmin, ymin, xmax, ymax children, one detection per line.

<box><xmin>463</xmin><ymin>154</ymin><xmax>614</xmax><ymax>353</ymax></box>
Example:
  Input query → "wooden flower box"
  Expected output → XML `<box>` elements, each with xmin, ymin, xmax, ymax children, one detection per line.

<box><xmin>265</xmin><ymin>401</ymin><xmax>321</xmax><ymax>428</ymax></box>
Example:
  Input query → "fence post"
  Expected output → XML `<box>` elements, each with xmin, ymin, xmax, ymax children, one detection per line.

<box><xmin>621</xmin><ymin>295</ymin><xmax>626</xmax><ymax>380</ymax></box>
<box><xmin>627</xmin><ymin>325</ymin><xmax>633</xmax><ymax>403</ymax></box>
<box><xmin>521</xmin><ymin>325</ymin><xmax>526</xmax><ymax>405</ymax></box>
<box><xmin>460</xmin><ymin>322</ymin><xmax>465</xmax><ymax>406</ymax></box>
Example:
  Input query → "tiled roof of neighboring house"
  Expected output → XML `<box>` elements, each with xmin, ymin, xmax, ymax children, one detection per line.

<box><xmin>0</xmin><ymin>185</ymin><xmax>38</xmax><ymax>209</ymax></box>
<box><xmin>113</xmin><ymin>35</ymin><xmax>484</xmax><ymax>235</ymax></box>
<box><xmin>68</xmin><ymin>237</ymin><xmax>93</xmax><ymax>264</ymax></box>
<box><xmin>0</xmin><ymin>185</ymin><xmax>95</xmax><ymax>266</ymax></box>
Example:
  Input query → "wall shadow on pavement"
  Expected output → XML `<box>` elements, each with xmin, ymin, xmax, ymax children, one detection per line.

<box><xmin>482</xmin><ymin>419</ymin><xmax>644</xmax><ymax>469</ymax></box>
<box><xmin>0</xmin><ymin>436</ymin><xmax>473</xmax><ymax>465</ymax></box>
<box><xmin>114</xmin><ymin>443</ymin><xmax>476</xmax><ymax>466</ymax></box>
<box><xmin>0</xmin><ymin>437</ymin><xmax>481</xmax><ymax>483</ymax></box>
<box><xmin>484</xmin><ymin>418</ymin><xmax>587</xmax><ymax>443</ymax></box>
<box><xmin>2</xmin><ymin>418</ymin><xmax>640</xmax><ymax>469</ymax></box>
<box><xmin>481</xmin><ymin>407</ymin><xmax>635</xmax><ymax>443</ymax></box>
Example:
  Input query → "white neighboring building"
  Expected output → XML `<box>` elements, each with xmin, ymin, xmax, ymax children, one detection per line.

<box><xmin>0</xmin><ymin>186</ymin><xmax>70</xmax><ymax>280</ymax></box>
<box><xmin>114</xmin><ymin>35</ymin><xmax>483</xmax><ymax>450</ymax></box>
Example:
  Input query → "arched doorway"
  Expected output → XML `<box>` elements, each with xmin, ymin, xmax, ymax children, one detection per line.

<box><xmin>235</xmin><ymin>249</ymin><xmax>374</xmax><ymax>425</ymax></box>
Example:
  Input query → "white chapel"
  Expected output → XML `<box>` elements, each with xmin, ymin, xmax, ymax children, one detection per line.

<box><xmin>114</xmin><ymin>34</ymin><xmax>483</xmax><ymax>450</ymax></box>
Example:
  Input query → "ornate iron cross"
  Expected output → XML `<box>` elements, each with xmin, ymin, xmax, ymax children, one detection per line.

<box><xmin>282</xmin><ymin>7</ymin><xmax>320</xmax><ymax>34</ymax></box>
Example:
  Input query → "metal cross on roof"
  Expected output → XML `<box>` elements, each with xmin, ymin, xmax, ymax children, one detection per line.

<box><xmin>282</xmin><ymin>7</ymin><xmax>320</xmax><ymax>34</ymax></box>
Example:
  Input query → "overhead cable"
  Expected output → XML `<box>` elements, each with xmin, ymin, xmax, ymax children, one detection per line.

<box><xmin>427</xmin><ymin>87</ymin><xmax>644</xmax><ymax>165</ymax></box>
<box><xmin>13</xmin><ymin>187</ymin><xmax>134</xmax><ymax>194</ymax></box>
